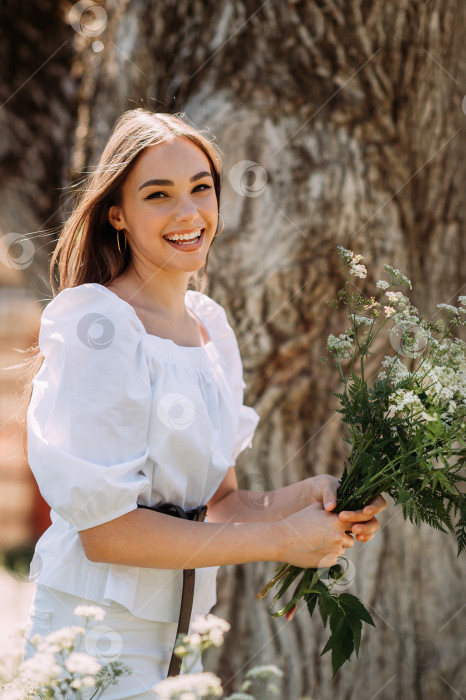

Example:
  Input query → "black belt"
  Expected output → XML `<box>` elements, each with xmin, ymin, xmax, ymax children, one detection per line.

<box><xmin>137</xmin><ymin>502</ymin><xmax>208</xmax><ymax>677</ymax></box>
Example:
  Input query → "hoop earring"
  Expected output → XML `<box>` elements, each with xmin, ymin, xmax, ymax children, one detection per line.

<box><xmin>213</xmin><ymin>215</ymin><xmax>224</xmax><ymax>238</ymax></box>
<box><xmin>116</xmin><ymin>229</ymin><xmax>127</xmax><ymax>255</ymax></box>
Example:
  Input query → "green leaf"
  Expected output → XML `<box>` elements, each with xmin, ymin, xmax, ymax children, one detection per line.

<box><xmin>317</xmin><ymin>591</ymin><xmax>338</xmax><ymax>628</ymax></box>
<box><xmin>338</xmin><ymin>593</ymin><xmax>376</xmax><ymax>627</ymax></box>
<box><xmin>301</xmin><ymin>571</ymin><xmax>320</xmax><ymax>594</ymax></box>
<box><xmin>305</xmin><ymin>592</ymin><xmax>318</xmax><ymax>617</ymax></box>
<box><xmin>320</xmin><ymin>612</ymin><xmax>356</xmax><ymax>678</ymax></box>
<box><xmin>346</xmin><ymin>613</ymin><xmax>363</xmax><ymax>656</ymax></box>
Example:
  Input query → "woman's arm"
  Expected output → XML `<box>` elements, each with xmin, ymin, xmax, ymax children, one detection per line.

<box><xmin>206</xmin><ymin>469</ymin><xmax>386</xmax><ymax>542</ymax></box>
<box><xmin>78</xmin><ymin>496</ymin><xmax>358</xmax><ymax>571</ymax></box>
<box><xmin>79</xmin><ymin>508</ymin><xmax>283</xmax><ymax>569</ymax></box>
<box><xmin>206</xmin><ymin>466</ymin><xmax>315</xmax><ymax>522</ymax></box>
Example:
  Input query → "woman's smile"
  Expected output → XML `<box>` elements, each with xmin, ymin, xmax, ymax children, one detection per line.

<box><xmin>163</xmin><ymin>228</ymin><xmax>205</xmax><ymax>250</ymax></box>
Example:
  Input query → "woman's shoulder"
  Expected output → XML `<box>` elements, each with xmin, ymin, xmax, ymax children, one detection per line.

<box><xmin>186</xmin><ymin>289</ymin><xmax>233</xmax><ymax>338</ymax></box>
<box><xmin>44</xmin><ymin>283</ymin><xmax>141</xmax><ymax>322</ymax></box>
<box><xmin>186</xmin><ymin>290</ymin><xmax>243</xmax><ymax>370</ymax></box>
<box><xmin>40</xmin><ymin>283</ymin><xmax>146</xmax><ymax>352</ymax></box>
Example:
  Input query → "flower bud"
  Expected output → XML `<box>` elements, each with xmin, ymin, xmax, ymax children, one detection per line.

<box><xmin>285</xmin><ymin>603</ymin><xmax>297</xmax><ymax>620</ymax></box>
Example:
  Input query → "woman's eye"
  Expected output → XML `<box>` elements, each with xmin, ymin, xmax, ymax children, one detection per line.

<box><xmin>146</xmin><ymin>184</ymin><xmax>212</xmax><ymax>200</ymax></box>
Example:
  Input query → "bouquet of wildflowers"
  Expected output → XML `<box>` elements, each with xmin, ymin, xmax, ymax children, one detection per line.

<box><xmin>256</xmin><ymin>247</ymin><xmax>466</xmax><ymax>677</ymax></box>
<box><xmin>1</xmin><ymin>606</ymin><xmax>131</xmax><ymax>699</ymax></box>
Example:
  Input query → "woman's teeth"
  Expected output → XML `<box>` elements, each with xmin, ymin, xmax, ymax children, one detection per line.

<box><xmin>165</xmin><ymin>229</ymin><xmax>202</xmax><ymax>242</ymax></box>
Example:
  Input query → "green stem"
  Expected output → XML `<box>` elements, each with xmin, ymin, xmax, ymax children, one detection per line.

<box><xmin>256</xmin><ymin>563</ymin><xmax>294</xmax><ymax>599</ymax></box>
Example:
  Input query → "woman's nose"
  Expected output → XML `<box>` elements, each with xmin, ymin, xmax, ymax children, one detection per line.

<box><xmin>173</xmin><ymin>194</ymin><xmax>199</xmax><ymax>221</ymax></box>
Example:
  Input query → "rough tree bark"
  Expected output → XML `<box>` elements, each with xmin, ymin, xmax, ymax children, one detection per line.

<box><xmin>3</xmin><ymin>1</ymin><xmax>466</xmax><ymax>698</ymax></box>
<box><xmin>0</xmin><ymin>0</ymin><xmax>77</xmax><ymax>293</ymax></box>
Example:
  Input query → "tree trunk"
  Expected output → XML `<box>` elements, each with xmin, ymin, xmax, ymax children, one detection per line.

<box><xmin>4</xmin><ymin>1</ymin><xmax>466</xmax><ymax>698</ymax></box>
<box><xmin>0</xmin><ymin>0</ymin><xmax>77</xmax><ymax>294</ymax></box>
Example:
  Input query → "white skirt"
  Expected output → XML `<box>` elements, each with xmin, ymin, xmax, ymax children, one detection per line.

<box><xmin>23</xmin><ymin>584</ymin><xmax>203</xmax><ymax>699</ymax></box>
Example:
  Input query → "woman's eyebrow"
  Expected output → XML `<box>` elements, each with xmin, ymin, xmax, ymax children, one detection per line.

<box><xmin>138</xmin><ymin>170</ymin><xmax>213</xmax><ymax>191</ymax></box>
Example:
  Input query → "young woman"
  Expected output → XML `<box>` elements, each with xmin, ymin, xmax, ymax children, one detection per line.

<box><xmin>23</xmin><ymin>109</ymin><xmax>386</xmax><ymax>698</ymax></box>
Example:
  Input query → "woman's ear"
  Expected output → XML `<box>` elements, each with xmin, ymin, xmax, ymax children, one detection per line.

<box><xmin>108</xmin><ymin>204</ymin><xmax>123</xmax><ymax>230</ymax></box>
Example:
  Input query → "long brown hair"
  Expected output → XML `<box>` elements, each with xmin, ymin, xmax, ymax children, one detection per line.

<box><xmin>18</xmin><ymin>108</ymin><xmax>224</xmax><ymax>461</ymax></box>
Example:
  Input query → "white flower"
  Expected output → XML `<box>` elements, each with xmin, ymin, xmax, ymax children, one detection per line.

<box><xmin>40</xmin><ymin>626</ymin><xmax>85</xmax><ymax>652</ymax></box>
<box><xmin>437</xmin><ymin>303</ymin><xmax>459</xmax><ymax>314</ymax></box>
<box><xmin>174</xmin><ymin>644</ymin><xmax>189</xmax><ymax>657</ymax></box>
<box><xmin>71</xmin><ymin>675</ymin><xmax>97</xmax><ymax>689</ymax></box>
<box><xmin>350</xmin><ymin>315</ymin><xmax>373</xmax><ymax>327</ymax></box>
<box><xmin>376</xmin><ymin>280</ymin><xmax>390</xmax><ymax>290</ymax></box>
<box><xmin>350</xmin><ymin>262</ymin><xmax>367</xmax><ymax>278</ymax></box>
<box><xmin>387</xmin><ymin>389</ymin><xmax>424</xmax><ymax>419</ymax></box>
<box><xmin>421</xmin><ymin>363</ymin><xmax>466</xmax><ymax>406</ymax></box>
<box><xmin>384</xmin><ymin>306</ymin><xmax>396</xmax><ymax>318</ymax></box>
<box><xmin>0</xmin><ymin>681</ymin><xmax>32</xmax><ymax>700</ymax></box>
<box><xmin>19</xmin><ymin>653</ymin><xmax>62</xmax><ymax>685</ymax></box>
<box><xmin>181</xmin><ymin>614</ymin><xmax>231</xmax><ymax>651</ymax></box>
<box><xmin>82</xmin><ymin>676</ymin><xmax>97</xmax><ymax>688</ymax></box>
<box><xmin>327</xmin><ymin>333</ymin><xmax>354</xmax><ymax>359</ymax></box>
<box><xmin>379</xmin><ymin>356</ymin><xmax>409</xmax><ymax>383</ymax></box>
<box><xmin>337</xmin><ymin>246</ymin><xmax>353</xmax><ymax>263</ymax></box>
<box><xmin>244</xmin><ymin>664</ymin><xmax>284</xmax><ymax>680</ymax></box>
<box><xmin>153</xmin><ymin>671</ymin><xmax>222</xmax><ymax>699</ymax></box>
<box><xmin>190</xmin><ymin>614</ymin><xmax>231</xmax><ymax>636</ymax></box>
<box><xmin>383</xmin><ymin>265</ymin><xmax>412</xmax><ymax>289</ymax></box>
<box><xmin>65</xmin><ymin>652</ymin><xmax>101</xmax><ymax>676</ymax></box>
<box><xmin>458</xmin><ymin>296</ymin><xmax>466</xmax><ymax>306</ymax></box>
<box><xmin>181</xmin><ymin>632</ymin><xmax>202</xmax><ymax>648</ymax></box>
<box><xmin>73</xmin><ymin>605</ymin><xmax>106</xmax><ymax>621</ymax></box>
<box><xmin>385</xmin><ymin>291</ymin><xmax>403</xmax><ymax>305</ymax></box>
<box><xmin>337</xmin><ymin>246</ymin><xmax>367</xmax><ymax>277</ymax></box>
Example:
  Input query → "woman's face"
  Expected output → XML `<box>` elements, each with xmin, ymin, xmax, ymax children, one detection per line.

<box><xmin>109</xmin><ymin>137</ymin><xmax>219</xmax><ymax>275</ymax></box>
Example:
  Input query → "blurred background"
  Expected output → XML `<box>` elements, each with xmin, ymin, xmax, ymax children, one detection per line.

<box><xmin>1</xmin><ymin>1</ymin><xmax>465</xmax><ymax>698</ymax></box>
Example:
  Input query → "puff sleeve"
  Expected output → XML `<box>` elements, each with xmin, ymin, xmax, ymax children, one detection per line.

<box><xmin>230</xmin><ymin>374</ymin><xmax>261</xmax><ymax>465</ymax></box>
<box><xmin>27</xmin><ymin>284</ymin><xmax>152</xmax><ymax>531</ymax></box>
<box><xmin>195</xmin><ymin>292</ymin><xmax>261</xmax><ymax>466</ymax></box>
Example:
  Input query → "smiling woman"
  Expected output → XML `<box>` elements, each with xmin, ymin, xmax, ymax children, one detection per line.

<box><xmin>105</xmin><ymin>137</ymin><xmax>220</xmax><ymax>321</ymax></box>
<box><xmin>19</xmin><ymin>108</ymin><xmax>386</xmax><ymax>698</ymax></box>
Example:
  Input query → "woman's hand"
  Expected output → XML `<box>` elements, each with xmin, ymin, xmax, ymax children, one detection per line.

<box><xmin>307</xmin><ymin>475</ymin><xmax>387</xmax><ymax>543</ymax></box>
<box><xmin>278</xmin><ymin>502</ymin><xmax>355</xmax><ymax>569</ymax></box>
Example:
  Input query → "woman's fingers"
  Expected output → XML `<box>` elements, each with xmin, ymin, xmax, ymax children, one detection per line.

<box><xmin>351</xmin><ymin>517</ymin><xmax>380</xmax><ymax>539</ymax></box>
<box><xmin>338</xmin><ymin>494</ymin><xmax>387</xmax><ymax>523</ymax></box>
<box><xmin>364</xmin><ymin>494</ymin><xmax>387</xmax><ymax>514</ymax></box>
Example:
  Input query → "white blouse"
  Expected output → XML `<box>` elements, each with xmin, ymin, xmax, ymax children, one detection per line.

<box><xmin>27</xmin><ymin>283</ymin><xmax>260</xmax><ymax>623</ymax></box>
